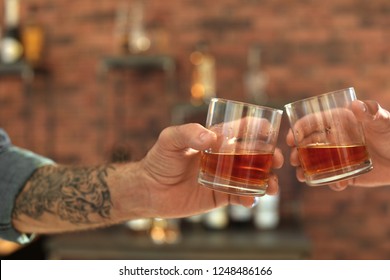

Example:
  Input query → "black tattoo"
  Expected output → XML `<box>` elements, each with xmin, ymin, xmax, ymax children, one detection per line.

<box><xmin>13</xmin><ymin>165</ymin><xmax>114</xmax><ymax>224</ymax></box>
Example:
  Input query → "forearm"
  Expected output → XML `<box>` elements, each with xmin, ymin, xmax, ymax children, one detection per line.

<box><xmin>12</xmin><ymin>163</ymin><xmax>149</xmax><ymax>235</ymax></box>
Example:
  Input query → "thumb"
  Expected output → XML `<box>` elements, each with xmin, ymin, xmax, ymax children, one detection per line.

<box><xmin>352</xmin><ymin>100</ymin><xmax>390</xmax><ymax>132</ymax></box>
<box><xmin>158</xmin><ymin>123</ymin><xmax>217</xmax><ymax>152</ymax></box>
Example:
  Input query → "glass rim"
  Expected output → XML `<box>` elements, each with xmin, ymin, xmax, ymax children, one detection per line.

<box><xmin>210</xmin><ymin>98</ymin><xmax>283</xmax><ymax>115</ymax></box>
<box><xmin>284</xmin><ymin>87</ymin><xmax>355</xmax><ymax>109</ymax></box>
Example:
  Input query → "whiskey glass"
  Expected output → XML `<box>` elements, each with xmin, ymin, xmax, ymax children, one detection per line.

<box><xmin>198</xmin><ymin>98</ymin><xmax>283</xmax><ymax>196</ymax></box>
<box><xmin>284</xmin><ymin>87</ymin><xmax>373</xmax><ymax>186</ymax></box>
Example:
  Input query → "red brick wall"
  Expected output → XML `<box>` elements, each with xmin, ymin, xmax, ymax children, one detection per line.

<box><xmin>1</xmin><ymin>0</ymin><xmax>390</xmax><ymax>259</ymax></box>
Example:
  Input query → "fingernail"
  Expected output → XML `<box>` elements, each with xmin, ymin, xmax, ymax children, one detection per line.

<box><xmin>360</xmin><ymin>101</ymin><xmax>368</xmax><ymax>113</ymax></box>
<box><xmin>363</xmin><ymin>100</ymin><xmax>379</xmax><ymax>119</ymax></box>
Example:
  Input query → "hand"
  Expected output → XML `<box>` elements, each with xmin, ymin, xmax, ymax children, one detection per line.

<box><xmin>140</xmin><ymin>123</ymin><xmax>284</xmax><ymax>219</ymax></box>
<box><xmin>287</xmin><ymin>100</ymin><xmax>390</xmax><ymax>191</ymax></box>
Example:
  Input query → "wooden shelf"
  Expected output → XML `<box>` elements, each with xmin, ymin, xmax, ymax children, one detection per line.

<box><xmin>0</xmin><ymin>62</ymin><xmax>34</xmax><ymax>80</ymax></box>
<box><xmin>99</xmin><ymin>55</ymin><xmax>175</xmax><ymax>72</ymax></box>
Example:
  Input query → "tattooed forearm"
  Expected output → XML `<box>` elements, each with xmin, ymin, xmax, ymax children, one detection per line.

<box><xmin>13</xmin><ymin>165</ymin><xmax>115</xmax><ymax>225</ymax></box>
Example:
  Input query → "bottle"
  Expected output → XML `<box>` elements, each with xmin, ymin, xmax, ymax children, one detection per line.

<box><xmin>253</xmin><ymin>193</ymin><xmax>280</xmax><ymax>230</ymax></box>
<box><xmin>149</xmin><ymin>218</ymin><xmax>181</xmax><ymax>245</ymax></box>
<box><xmin>189</xmin><ymin>41</ymin><xmax>216</xmax><ymax>106</ymax></box>
<box><xmin>170</xmin><ymin>42</ymin><xmax>216</xmax><ymax>126</ymax></box>
<box><xmin>203</xmin><ymin>207</ymin><xmax>229</xmax><ymax>230</ymax></box>
<box><xmin>21</xmin><ymin>4</ymin><xmax>45</xmax><ymax>68</ymax></box>
<box><xmin>114</xmin><ymin>1</ymin><xmax>129</xmax><ymax>55</ymax></box>
<box><xmin>125</xmin><ymin>218</ymin><xmax>152</xmax><ymax>233</ymax></box>
<box><xmin>228</xmin><ymin>204</ymin><xmax>253</xmax><ymax>230</ymax></box>
<box><xmin>1</xmin><ymin>0</ymin><xmax>23</xmax><ymax>64</ymax></box>
<box><xmin>244</xmin><ymin>44</ymin><xmax>268</xmax><ymax>104</ymax></box>
<box><xmin>128</xmin><ymin>0</ymin><xmax>150</xmax><ymax>54</ymax></box>
<box><xmin>181</xmin><ymin>213</ymin><xmax>204</xmax><ymax>232</ymax></box>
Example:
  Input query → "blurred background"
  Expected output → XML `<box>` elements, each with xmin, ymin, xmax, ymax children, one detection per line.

<box><xmin>0</xmin><ymin>0</ymin><xmax>389</xmax><ymax>260</ymax></box>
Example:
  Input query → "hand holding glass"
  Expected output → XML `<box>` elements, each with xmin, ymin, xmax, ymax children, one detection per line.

<box><xmin>198</xmin><ymin>98</ymin><xmax>283</xmax><ymax>196</ymax></box>
<box><xmin>285</xmin><ymin>87</ymin><xmax>373</xmax><ymax>186</ymax></box>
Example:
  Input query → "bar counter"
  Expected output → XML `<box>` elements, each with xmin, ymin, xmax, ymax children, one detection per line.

<box><xmin>44</xmin><ymin>224</ymin><xmax>311</xmax><ymax>260</ymax></box>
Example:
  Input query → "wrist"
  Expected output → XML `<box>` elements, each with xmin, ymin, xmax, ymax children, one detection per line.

<box><xmin>109</xmin><ymin>162</ymin><xmax>151</xmax><ymax>222</ymax></box>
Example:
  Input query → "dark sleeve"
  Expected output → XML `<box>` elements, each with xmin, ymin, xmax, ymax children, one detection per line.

<box><xmin>0</xmin><ymin>129</ymin><xmax>54</xmax><ymax>244</ymax></box>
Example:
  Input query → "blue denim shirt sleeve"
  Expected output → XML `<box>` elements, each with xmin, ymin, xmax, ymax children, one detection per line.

<box><xmin>0</xmin><ymin>128</ymin><xmax>54</xmax><ymax>244</ymax></box>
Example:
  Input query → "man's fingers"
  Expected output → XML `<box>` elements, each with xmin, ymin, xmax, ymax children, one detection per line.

<box><xmin>286</xmin><ymin>129</ymin><xmax>295</xmax><ymax>147</ymax></box>
<box><xmin>296</xmin><ymin>167</ymin><xmax>305</xmax><ymax>182</ymax></box>
<box><xmin>289</xmin><ymin>147</ymin><xmax>300</xmax><ymax>167</ymax></box>
<box><xmin>266</xmin><ymin>174</ymin><xmax>279</xmax><ymax>195</ymax></box>
<box><xmin>352</xmin><ymin>100</ymin><xmax>390</xmax><ymax>133</ymax></box>
<box><xmin>159</xmin><ymin>123</ymin><xmax>217</xmax><ymax>152</ymax></box>
<box><xmin>272</xmin><ymin>148</ymin><xmax>284</xmax><ymax>169</ymax></box>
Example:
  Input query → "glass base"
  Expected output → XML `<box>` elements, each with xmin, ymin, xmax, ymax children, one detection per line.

<box><xmin>198</xmin><ymin>173</ymin><xmax>267</xmax><ymax>196</ymax></box>
<box><xmin>305</xmin><ymin>160</ymin><xmax>373</xmax><ymax>186</ymax></box>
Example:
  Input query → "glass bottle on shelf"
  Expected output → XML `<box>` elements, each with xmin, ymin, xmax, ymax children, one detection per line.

<box><xmin>228</xmin><ymin>204</ymin><xmax>253</xmax><ymax>230</ymax></box>
<box><xmin>243</xmin><ymin>44</ymin><xmax>268</xmax><ymax>105</ymax></box>
<box><xmin>189</xmin><ymin>41</ymin><xmax>216</xmax><ymax>106</ymax></box>
<box><xmin>253</xmin><ymin>194</ymin><xmax>280</xmax><ymax>230</ymax></box>
<box><xmin>125</xmin><ymin>218</ymin><xmax>152</xmax><ymax>234</ymax></box>
<box><xmin>1</xmin><ymin>0</ymin><xmax>23</xmax><ymax>64</ymax></box>
<box><xmin>171</xmin><ymin>41</ymin><xmax>216</xmax><ymax>126</ymax></box>
<box><xmin>21</xmin><ymin>4</ymin><xmax>45</xmax><ymax>68</ymax></box>
<box><xmin>150</xmin><ymin>218</ymin><xmax>181</xmax><ymax>245</ymax></box>
<box><xmin>114</xmin><ymin>1</ymin><xmax>129</xmax><ymax>55</ymax></box>
<box><xmin>202</xmin><ymin>207</ymin><xmax>229</xmax><ymax>231</ymax></box>
<box><xmin>127</xmin><ymin>0</ymin><xmax>150</xmax><ymax>54</ymax></box>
